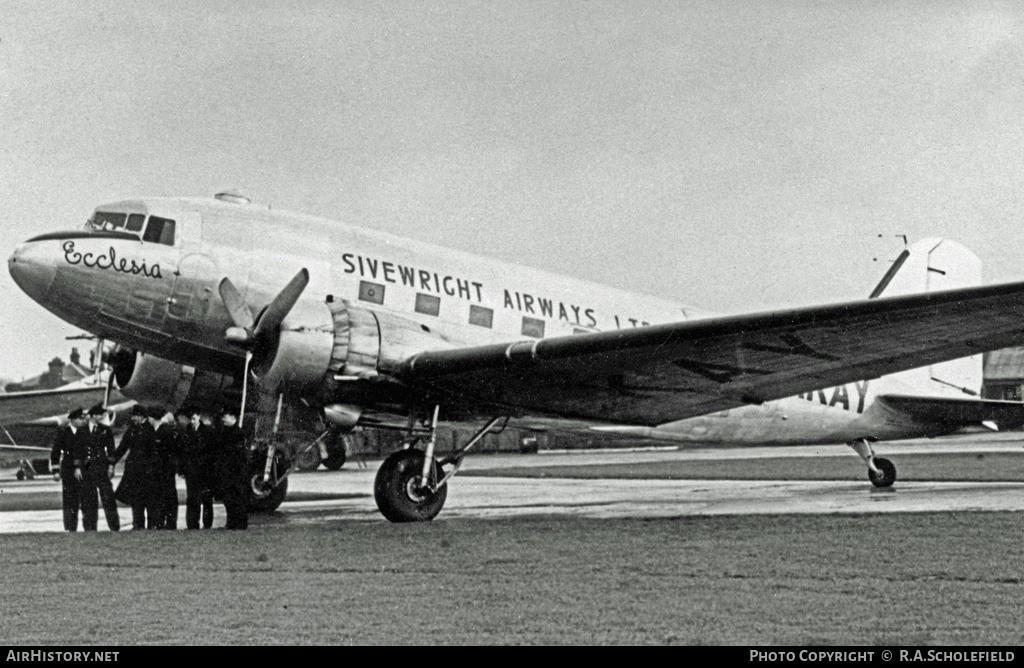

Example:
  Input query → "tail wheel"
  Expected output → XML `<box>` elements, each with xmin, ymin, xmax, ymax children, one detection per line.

<box><xmin>373</xmin><ymin>449</ymin><xmax>447</xmax><ymax>522</ymax></box>
<box><xmin>868</xmin><ymin>457</ymin><xmax>897</xmax><ymax>488</ymax></box>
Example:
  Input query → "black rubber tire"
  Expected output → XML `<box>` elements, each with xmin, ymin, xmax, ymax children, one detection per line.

<box><xmin>294</xmin><ymin>444</ymin><xmax>322</xmax><ymax>472</ymax></box>
<box><xmin>248</xmin><ymin>475</ymin><xmax>288</xmax><ymax>513</ymax></box>
<box><xmin>373</xmin><ymin>449</ymin><xmax>447</xmax><ymax>523</ymax></box>
<box><xmin>868</xmin><ymin>457</ymin><xmax>897</xmax><ymax>488</ymax></box>
<box><xmin>322</xmin><ymin>431</ymin><xmax>347</xmax><ymax>470</ymax></box>
<box><xmin>322</xmin><ymin>450</ymin><xmax>346</xmax><ymax>471</ymax></box>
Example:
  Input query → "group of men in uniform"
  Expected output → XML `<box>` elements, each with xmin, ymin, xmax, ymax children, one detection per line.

<box><xmin>49</xmin><ymin>403</ymin><xmax>252</xmax><ymax>532</ymax></box>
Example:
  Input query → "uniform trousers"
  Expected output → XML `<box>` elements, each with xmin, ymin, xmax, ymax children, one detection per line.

<box><xmin>222</xmin><ymin>484</ymin><xmax>249</xmax><ymax>530</ymax></box>
<box><xmin>80</xmin><ymin>464</ymin><xmax>120</xmax><ymax>532</ymax></box>
<box><xmin>184</xmin><ymin>476</ymin><xmax>213</xmax><ymax>529</ymax></box>
<box><xmin>59</xmin><ymin>467</ymin><xmax>81</xmax><ymax>532</ymax></box>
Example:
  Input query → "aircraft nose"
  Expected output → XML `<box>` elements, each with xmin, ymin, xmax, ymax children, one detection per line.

<box><xmin>8</xmin><ymin>241</ymin><xmax>57</xmax><ymax>305</ymax></box>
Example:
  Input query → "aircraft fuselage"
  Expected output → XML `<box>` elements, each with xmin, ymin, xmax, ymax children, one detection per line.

<box><xmin>12</xmin><ymin>197</ymin><xmax>695</xmax><ymax>375</ymax></box>
<box><xmin>7</xmin><ymin>196</ymin><xmax>974</xmax><ymax>442</ymax></box>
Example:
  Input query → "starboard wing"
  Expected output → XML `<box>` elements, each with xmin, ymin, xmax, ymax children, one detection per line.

<box><xmin>397</xmin><ymin>281</ymin><xmax>1024</xmax><ymax>425</ymax></box>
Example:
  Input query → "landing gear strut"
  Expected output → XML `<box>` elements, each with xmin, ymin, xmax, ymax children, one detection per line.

<box><xmin>248</xmin><ymin>443</ymin><xmax>291</xmax><ymax>513</ymax></box>
<box><xmin>372</xmin><ymin>410</ymin><xmax>505</xmax><ymax>522</ymax></box>
<box><xmin>848</xmin><ymin>438</ymin><xmax>897</xmax><ymax>488</ymax></box>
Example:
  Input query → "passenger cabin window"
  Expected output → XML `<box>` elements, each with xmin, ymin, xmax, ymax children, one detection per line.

<box><xmin>469</xmin><ymin>305</ymin><xmax>493</xmax><ymax>328</ymax></box>
<box><xmin>142</xmin><ymin>216</ymin><xmax>176</xmax><ymax>246</ymax></box>
<box><xmin>415</xmin><ymin>293</ymin><xmax>440</xmax><ymax>316</ymax></box>
<box><xmin>359</xmin><ymin>281</ymin><xmax>385</xmax><ymax>305</ymax></box>
<box><xmin>521</xmin><ymin>316</ymin><xmax>545</xmax><ymax>338</ymax></box>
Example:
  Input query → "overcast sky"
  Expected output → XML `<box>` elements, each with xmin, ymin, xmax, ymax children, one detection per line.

<box><xmin>2</xmin><ymin>1</ymin><xmax>1023</xmax><ymax>381</ymax></box>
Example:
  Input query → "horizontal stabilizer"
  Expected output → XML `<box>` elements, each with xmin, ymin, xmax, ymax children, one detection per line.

<box><xmin>878</xmin><ymin>394</ymin><xmax>1024</xmax><ymax>428</ymax></box>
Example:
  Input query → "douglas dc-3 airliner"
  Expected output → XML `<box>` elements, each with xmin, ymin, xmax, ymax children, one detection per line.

<box><xmin>10</xmin><ymin>192</ymin><xmax>1024</xmax><ymax>521</ymax></box>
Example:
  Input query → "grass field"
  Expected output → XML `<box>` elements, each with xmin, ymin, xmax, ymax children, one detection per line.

<box><xmin>1</xmin><ymin>512</ymin><xmax>1022</xmax><ymax>645</ymax></box>
<box><xmin>3</xmin><ymin>446</ymin><xmax>1023</xmax><ymax>645</ymax></box>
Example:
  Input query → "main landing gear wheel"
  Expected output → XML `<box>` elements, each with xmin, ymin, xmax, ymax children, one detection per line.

<box><xmin>374</xmin><ymin>449</ymin><xmax>447</xmax><ymax>523</ymax></box>
<box><xmin>322</xmin><ymin>431</ymin><xmax>347</xmax><ymax>470</ymax></box>
<box><xmin>249</xmin><ymin>475</ymin><xmax>288</xmax><ymax>513</ymax></box>
<box><xmin>294</xmin><ymin>440</ymin><xmax>322</xmax><ymax>472</ymax></box>
<box><xmin>322</xmin><ymin>449</ymin><xmax>346</xmax><ymax>470</ymax></box>
<box><xmin>868</xmin><ymin>457</ymin><xmax>897</xmax><ymax>488</ymax></box>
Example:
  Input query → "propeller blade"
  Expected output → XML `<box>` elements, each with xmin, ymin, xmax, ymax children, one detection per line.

<box><xmin>218</xmin><ymin>276</ymin><xmax>255</xmax><ymax>333</ymax></box>
<box><xmin>252</xmin><ymin>268</ymin><xmax>309</xmax><ymax>340</ymax></box>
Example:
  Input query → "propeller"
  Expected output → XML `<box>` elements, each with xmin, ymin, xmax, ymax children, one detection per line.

<box><xmin>218</xmin><ymin>268</ymin><xmax>310</xmax><ymax>426</ymax></box>
<box><xmin>218</xmin><ymin>268</ymin><xmax>309</xmax><ymax>352</ymax></box>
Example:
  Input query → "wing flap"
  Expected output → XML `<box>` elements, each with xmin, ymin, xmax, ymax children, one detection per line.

<box><xmin>399</xmin><ymin>281</ymin><xmax>1024</xmax><ymax>425</ymax></box>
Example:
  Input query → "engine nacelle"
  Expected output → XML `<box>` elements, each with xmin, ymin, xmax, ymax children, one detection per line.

<box><xmin>111</xmin><ymin>350</ymin><xmax>238</xmax><ymax>414</ymax></box>
<box><xmin>319</xmin><ymin>301</ymin><xmax>457</xmax><ymax>402</ymax></box>
<box><xmin>113</xmin><ymin>297</ymin><xmax>457</xmax><ymax>419</ymax></box>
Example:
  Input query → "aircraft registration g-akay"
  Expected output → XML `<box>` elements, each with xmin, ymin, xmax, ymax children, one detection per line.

<box><xmin>10</xmin><ymin>192</ymin><xmax>1024</xmax><ymax>521</ymax></box>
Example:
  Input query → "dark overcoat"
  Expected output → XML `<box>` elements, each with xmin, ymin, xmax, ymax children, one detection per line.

<box><xmin>113</xmin><ymin>421</ymin><xmax>157</xmax><ymax>507</ymax></box>
<box><xmin>180</xmin><ymin>423</ymin><xmax>214</xmax><ymax>489</ymax></box>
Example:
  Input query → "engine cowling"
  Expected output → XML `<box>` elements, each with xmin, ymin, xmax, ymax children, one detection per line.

<box><xmin>113</xmin><ymin>298</ymin><xmax>453</xmax><ymax>418</ymax></box>
<box><xmin>110</xmin><ymin>349</ymin><xmax>238</xmax><ymax>413</ymax></box>
<box><xmin>251</xmin><ymin>299</ymin><xmax>335</xmax><ymax>393</ymax></box>
<box><xmin>243</xmin><ymin>297</ymin><xmax>454</xmax><ymax>404</ymax></box>
<box><xmin>319</xmin><ymin>300</ymin><xmax>456</xmax><ymax>399</ymax></box>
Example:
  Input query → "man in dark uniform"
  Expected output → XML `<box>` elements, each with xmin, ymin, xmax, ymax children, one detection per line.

<box><xmin>152</xmin><ymin>413</ymin><xmax>181</xmax><ymax>529</ymax></box>
<box><xmin>77</xmin><ymin>403</ymin><xmax>121</xmax><ymax>532</ymax></box>
<box><xmin>112</xmin><ymin>405</ymin><xmax>157</xmax><ymax>529</ymax></box>
<box><xmin>180</xmin><ymin>409</ymin><xmax>214</xmax><ymax>529</ymax></box>
<box><xmin>50</xmin><ymin>407</ymin><xmax>87</xmax><ymax>532</ymax></box>
<box><xmin>213</xmin><ymin>407</ymin><xmax>249</xmax><ymax>530</ymax></box>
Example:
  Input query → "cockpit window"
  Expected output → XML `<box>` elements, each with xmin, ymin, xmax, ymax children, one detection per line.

<box><xmin>142</xmin><ymin>216</ymin><xmax>176</xmax><ymax>245</ymax></box>
<box><xmin>126</xmin><ymin>213</ymin><xmax>145</xmax><ymax>232</ymax></box>
<box><xmin>88</xmin><ymin>211</ymin><xmax>128</xmax><ymax>231</ymax></box>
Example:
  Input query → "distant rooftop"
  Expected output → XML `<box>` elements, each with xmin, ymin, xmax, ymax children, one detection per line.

<box><xmin>984</xmin><ymin>348</ymin><xmax>1024</xmax><ymax>381</ymax></box>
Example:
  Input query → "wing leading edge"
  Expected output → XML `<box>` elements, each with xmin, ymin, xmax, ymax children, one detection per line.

<box><xmin>399</xmin><ymin>280</ymin><xmax>1024</xmax><ymax>425</ymax></box>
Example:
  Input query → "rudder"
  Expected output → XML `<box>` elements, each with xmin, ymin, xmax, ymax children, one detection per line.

<box><xmin>870</xmin><ymin>238</ymin><xmax>983</xmax><ymax>397</ymax></box>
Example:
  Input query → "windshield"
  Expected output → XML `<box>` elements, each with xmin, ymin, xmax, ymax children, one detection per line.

<box><xmin>86</xmin><ymin>211</ymin><xmax>146</xmax><ymax>233</ymax></box>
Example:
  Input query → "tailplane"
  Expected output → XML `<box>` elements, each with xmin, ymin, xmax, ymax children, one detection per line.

<box><xmin>870</xmin><ymin>238</ymin><xmax>983</xmax><ymax>397</ymax></box>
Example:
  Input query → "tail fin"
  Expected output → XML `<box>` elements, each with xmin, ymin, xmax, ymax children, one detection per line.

<box><xmin>871</xmin><ymin>238</ymin><xmax>983</xmax><ymax>397</ymax></box>
<box><xmin>869</xmin><ymin>237</ymin><xmax>982</xmax><ymax>298</ymax></box>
